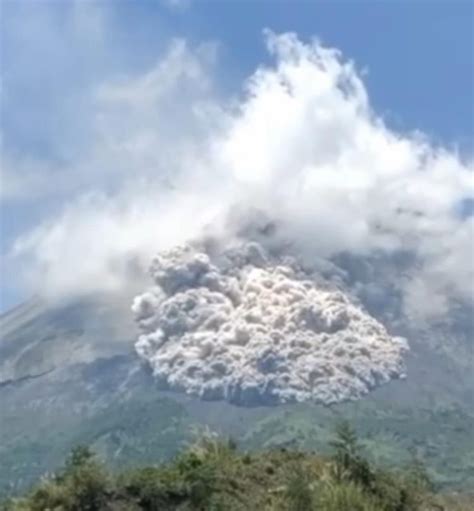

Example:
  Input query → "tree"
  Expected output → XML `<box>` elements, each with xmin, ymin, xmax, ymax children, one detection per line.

<box><xmin>330</xmin><ymin>421</ymin><xmax>374</xmax><ymax>490</ymax></box>
<box><xmin>64</xmin><ymin>445</ymin><xmax>96</xmax><ymax>474</ymax></box>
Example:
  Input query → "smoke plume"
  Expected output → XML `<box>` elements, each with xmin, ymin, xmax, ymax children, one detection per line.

<box><xmin>132</xmin><ymin>242</ymin><xmax>408</xmax><ymax>405</ymax></box>
<box><xmin>11</xmin><ymin>31</ymin><xmax>473</xmax><ymax>322</ymax></box>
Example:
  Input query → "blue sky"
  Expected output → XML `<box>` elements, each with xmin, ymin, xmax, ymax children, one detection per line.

<box><xmin>1</xmin><ymin>0</ymin><xmax>473</xmax><ymax>312</ymax></box>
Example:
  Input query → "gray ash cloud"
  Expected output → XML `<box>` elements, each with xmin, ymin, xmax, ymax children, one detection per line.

<box><xmin>132</xmin><ymin>242</ymin><xmax>408</xmax><ymax>406</ymax></box>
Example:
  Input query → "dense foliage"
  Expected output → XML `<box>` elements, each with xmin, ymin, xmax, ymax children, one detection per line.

<box><xmin>2</xmin><ymin>423</ymin><xmax>471</xmax><ymax>511</ymax></box>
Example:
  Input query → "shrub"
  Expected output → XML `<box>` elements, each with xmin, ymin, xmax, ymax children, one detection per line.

<box><xmin>176</xmin><ymin>451</ymin><xmax>217</xmax><ymax>509</ymax></box>
<box><xmin>0</xmin><ymin>427</ymin><xmax>461</xmax><ymax>511</ymax></box>
<box><xmin>9</xmin><ymin>445</ymin><xmax>111</xmax><ymax>511</ymax></box>
<box><xmin>316</xmin><ymin>481</ymin><xmax>380</xmax><ymax>511</ymax></box>
<box><xmin>285</xmin><ymin>464</ymin><xmax>314</xmax><ymax>511</ymax></box>
<box><xmin>119</xmin><ymin>467</ymin><xmax>179</xmax><ymax>510</ymax></box>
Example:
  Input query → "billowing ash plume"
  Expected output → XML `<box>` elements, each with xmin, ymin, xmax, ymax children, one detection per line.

<box><xmin>11</xmin><ymin>31</ymin><xmax>473</xmax><ymax>323</ymax></box>
<box><xmin>132</xmin><ymin>242</ymin><xmax>408</xmax><ymax>406</ymax></box>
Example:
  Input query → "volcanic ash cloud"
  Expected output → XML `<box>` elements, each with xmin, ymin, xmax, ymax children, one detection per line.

<box><xmin>132</xmin><ymin>243</ymin><xmax>408</xmax><ymax>406</ymax></box>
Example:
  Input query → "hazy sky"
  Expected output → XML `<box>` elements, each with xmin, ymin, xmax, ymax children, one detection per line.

<box><xmin>1</xmin><ymin>0</ymin><xmax>473</xmax><ymax>312</ymax></box>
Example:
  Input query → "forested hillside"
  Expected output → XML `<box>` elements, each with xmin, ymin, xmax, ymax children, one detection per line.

<box><xmin>3</xmin><ymin>423</ymin><xmax>471</xmax><ymax>511</ymax></box>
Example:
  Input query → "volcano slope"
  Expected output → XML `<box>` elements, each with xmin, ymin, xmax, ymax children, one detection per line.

<box><xmin>0</xmin><ymin>249</ymin><xmax>473</xmax><ymax>496</ymax></box>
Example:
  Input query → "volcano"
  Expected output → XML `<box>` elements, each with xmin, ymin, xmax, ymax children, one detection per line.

<box><xmin>1</xmin><ymin>252</ymin><xmax>473</xmax><ymax>495</ymax></box>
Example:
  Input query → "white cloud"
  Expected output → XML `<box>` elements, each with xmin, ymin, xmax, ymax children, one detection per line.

<box><xmin>9</xmin><ymin>31</ymin><xmax>474</xmax><ymax>319</ymax></box>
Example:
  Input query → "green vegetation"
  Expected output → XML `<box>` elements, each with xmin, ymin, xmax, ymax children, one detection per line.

<box><xmin>3</xmin><ymin>422</ymin><xmax>471</xmax><ymax>511</ymax></box>
<box><xmin>0</xmin><ymin>395</ymin><xmax>192</xmax><ymax>496</ymax></box>
<box><xmin>4</xmin><ymin>391</ymin><xmax>474</xmax><ymax>497</ymax></box>
<box><xmin>243</xmin><ymin>400</ymin><xmax>474</xmax><ymax>490</ymax></box>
